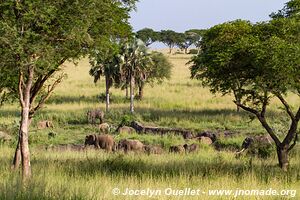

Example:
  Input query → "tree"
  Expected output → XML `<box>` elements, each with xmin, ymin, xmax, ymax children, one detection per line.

<box><xmin>190</xmin><ymin>16</ymin><xmax>299</xmax><ymax>171</ymax></box>
<box><xmin>176</xmin><ymin>30</ymin><xmax>203</xmax><ymax>54</ymax></box>
<box><xmin>119</xmin><ymin>38</ymin><xmax>152</xmax><ymax>112</ymax></box>
<box><xmin>270</xmin><ymin>0</ymin><xmax>300</xmax><ymax>18</ymax></box>
<box><xmin>89</xmin><ymin>45</ymin><xmax>122</xmax><ymax>112</ymax></box>
<box><xmin>0</xmin><ymin>67</ymin><xmax>18</xmax><ymax>106</ymax></box>
<box><xmin>159</xmin><ymin>30</ymin><xmax>182</xmax><ymax>54</ymax></box>
<box><xmin>190</xmin><ymin>20</ymin><xmax>253</xmax><ymax>112</ymax></box>
<box><xmin>185</xmin><ymin>29</ymin><xmax>206</xmax><ymax>53</ymax></box>
<box><xmin>136</xmin><ymin>28</ymin><xmax>159</xmax><ymax>46</ymax></box>
<box><xmin>136</xmin><ymin>51</ymin><xmax>173</xmax><ymax>99</ymax></box>
<box><xmin>0</xmin><ymin>0</ymin><xmax>136</xmax><ymax>180</ymax></box>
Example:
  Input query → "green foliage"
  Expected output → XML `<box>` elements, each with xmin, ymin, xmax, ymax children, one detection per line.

<box><xmin>176</xmin><ymin>30</ymin><xmax>205</xmax><ymax>53</ymax></box>
<box><xmin>136</xmin><ymin>28</ymin><xmax>160</xmax><ymax>46</ymax></box>
<box><xmin>270</xmin><ymin>0</ymin><xmax>300</xmax><ymax>18</ymax></box>
<box><xmin>119</xmin><ymin>114</ymin><xmax>137</xmax><ymax>127</ymax></box>
<box><xmin>188</xmin><ymin>49</ymin><xmax>199</xmax><ymax>54</ymax></box>
<box><xmin>143</xmin><ymin>51</ymin><xmax>173</xmax><ymax>86</ymax></box>
<box><xmin>190</xmin><ymin>18</ymin><xmax>299</xmax><ymax>111</ymax></box>
<box><xmin>185</xmin><ymin>29</ymin><xmax>206</xmax><ymax>48</ymax></box>
<box><xmin>189</xmin><ymin>4</ymin><xmax>300</xmax><ymax>169</ymax></box>
<box><xmin>0</xmin><ymin>0</ymin><xmax>136</xmax><ymax>109</ymax></box>
<box><xmin>159</xmin><ymin>30</ymin><xmax>182</xmax><ymax>53</ymax></box>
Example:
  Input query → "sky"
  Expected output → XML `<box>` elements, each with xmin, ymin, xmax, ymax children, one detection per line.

<box><xmin>129</xmin><ymin>0</ymin><xmax>288</xmax><ymax>48</ymax></box>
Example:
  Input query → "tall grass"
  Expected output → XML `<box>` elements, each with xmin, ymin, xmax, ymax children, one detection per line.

<box><xmin>0</xmin><ymin>146</ymin><xmax>299</xmax><ymax>200</ymax></box>
<box><xmin>0</xmin><ymin>52</ymin><xmax>299</xmax><ymax>200</ymax></box>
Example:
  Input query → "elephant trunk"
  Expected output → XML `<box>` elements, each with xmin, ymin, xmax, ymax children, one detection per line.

<box><xmin>236</xmin><ymin>148</ymin><xmax>245</xmax><ymax>154</ymax></box>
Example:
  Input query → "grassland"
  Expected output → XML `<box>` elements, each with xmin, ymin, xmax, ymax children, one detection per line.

<box><xmin>0</xmin><ymin>51</ymin><xmax>299</xmax><ymax>199</ymax></box>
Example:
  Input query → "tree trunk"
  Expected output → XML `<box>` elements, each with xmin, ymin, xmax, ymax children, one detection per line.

<box><xmin>184</xmin><ymin>48</ymin><xmax>188</xmax><ymax>54</ymax></box>
<box><xmin>20</xmin><ymin>106</ymin><xmax>32</xmax><ymax>179</ymax></box>
<box><xmin>16</xmin><ymin>68</ymin><xmax>34</xmax><ymax>180</ymax></box>
<box><xmin>236</xmin><ymin>99</ymin><xmax>240</xmax><ymax>112</ymax></box>
<box><xmin>125</xmin><ymin>86</ymin><xmax>128</xmax><ymax>99</ymax></box>
<box><xmin>138</xmin><ymin>82</ymin><xmax>144</xmax><ymax>100</ymax></box>
<box><xmin>233</xmin><ymin>91</ymin><xmax>241</xmax><ymax>112</ymax></box>
<box><xmin>169</xmin><ymin>47</ymin><xmax>172</xmax><ymax>54</ymax></box>
<box><xmin>12</xmin><ymin>136</ymin><xmax>21</xmax><ymax>170</ymax></box>
<box><xmin>105</xmin><ymin>75</ymin><xmax>110</xmax><ymax>112</ymax></box>
<box><xmin>12</xmin><ymin>118</ymin><xmax>32</xmax><ymax>170</ymax></box>
<box><xmin>276</xmin><ymin>146</ymin><xmax>289</xmax><ymax>172</ymax></box>
<box><xmin>130</xmin><ymin>72</ymin><xmax>134</xmax><ymax>113</ymax></box>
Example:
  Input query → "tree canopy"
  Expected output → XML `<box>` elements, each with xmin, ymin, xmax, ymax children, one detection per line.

<box><xmin>0</xmin><ymin>0</ymin><xmax>137</xmax><ymax>179</ymax></box>
<box><xmin>159</xmin><ymin>30</ymin><xmax>182</xmax><ymax>53</ymax></box>
<box><xmin>136</xmin><ymin>28</ymin><xmax>160</xmax><ymax>46</ymax></box>
<box><xmin>190</xmin><ymin>2</ymin><xmax>300</xmax><ymax>171</ymax></box>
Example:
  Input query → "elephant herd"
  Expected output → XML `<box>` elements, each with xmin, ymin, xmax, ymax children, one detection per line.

<box><xmin>84</xmin><ymin>133</ymin><xmax>200</xmax><ymax>154</ymax></box>
<box><xmin>38</xmin><ymin>109</ymin><xmax>274</xmax><ymax>157</ymax></box>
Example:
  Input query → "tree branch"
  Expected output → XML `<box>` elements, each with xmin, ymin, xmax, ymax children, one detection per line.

<box><xmin>296</xmin><ymin>107</ymin><xmax>300</xmax><ymax>122</ymax></box>
<box><xmin>24</xmin><ymin>66</ymin><xmax>34</xmax><ymax>107</ymax></box>
<box><xmin>234</xmin><ymin>101</ymin><xmax>281</xmax><ymax>146</ymax></box>
<box><xmin>18</xmin><ymin>71</ymin><xmax>25</xmax><ymax>108</ymax></box>
<box><xmin>29</xmin><ymin>74</ymin><xmax>65</xmax><ymax>118</ymax></box>
<box><xmin>261</xmin><ymin>92</ymin><xmax>268</xmax><ymax>117</ymax></box>
<box><xmin>30</xmin><ymin>71</ymin><xmax>55</xmax><ymax>104</ymax></box>
<box><xmin>288</xmin><ymin>132</ymin><xmax>298</xmax><ymax>152</ymax></box>
<box><xmin>234</xmin><ymin>101</ymin><xmax>259</xmax><ymax>116</ymax></box>
<box><xmin>257</xmin><ymin>116</ymin><xmax>282</xmax><ymax>146</ymax></box>
<box><xmin>276</xmin><ymin>93</ymin><xmax>295</xmax><ymax>121</ymax></box>
<box><xmin>30</xmin><ymin>57</ymin><xmax>67</xmax><ymax>104</ymax></box>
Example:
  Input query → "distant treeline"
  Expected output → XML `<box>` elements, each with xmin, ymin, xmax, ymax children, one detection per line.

<box><xmin>136</xmin><ymin>28</ymin><xmax>206</xmax><ymax>53</ymax></box>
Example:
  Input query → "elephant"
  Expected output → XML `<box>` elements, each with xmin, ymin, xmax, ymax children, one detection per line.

<box><xmin>143</xmin><ymin>145</ymin><xmax>163</xmax><ymax>155</ymax></box>
<box><xmin>48</xmin><ymin>132</ymin><xmax>57</xmax><ymax>138</ymax></box>
<box><xmin>99</xmin><ymin>123</ymin><xmax>110</xmax><ymax>134</ymax></box>
<box><xmin>87</xmin><ymin>109</ymin><xmax>104</xmax><ymax>124</ymax></box>
<box><xmin>236</xmin><ymin>135</ymin><xmax>273</xmax><ymax>158</ymax></box>
<box><xmin>169</xmin><ymin>145</ymin><xmax>185</xmax><ymax>153</ymax></box>
<box><xmin>183</xmin><ymin>143</ymin><xmax>199</xmax><ymax>153</ymax></box>
<box><xmin>117</xmin><ymin>139</ymin><xmax>144</xmax><ymax>153</ymax></box>
<box><xmin>37</xmin><ymin>120</ymin><xmax>54</xmax><ymax>129</ymax></box>
<box><xmin>84</xmin><ymin>134</ymin><xmax>115</xmax><ymax>152</ymax></box>
<box><xmin>197</xmin><ymin>136</ymin><xmax>213</xmax><ymax>145</ymax></box>
<box><xmin>117</xmin><ymin>126</ymin><xmax>136</xmax><ymax>134</ymax></box>
<box><xmin>196</xmin><ymin>131</ymin><xmax>216</xmax><ymax>142</ymax></box>
<box><xmin>182</xmin><ymin>132</ymin><xmax>194</xmax><ymax>139</ymax></box>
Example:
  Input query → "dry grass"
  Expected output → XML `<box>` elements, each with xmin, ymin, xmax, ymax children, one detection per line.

<box><xmin>0</xmin><ymin>50</ymin><xmax>299</xmax><ymax>200</ymax></box>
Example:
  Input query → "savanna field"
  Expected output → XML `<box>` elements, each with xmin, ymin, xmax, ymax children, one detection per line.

<box><xmin>0</xmin><ymin>51</ymin><xmax>299</xmax><ymax>200</ymax></box>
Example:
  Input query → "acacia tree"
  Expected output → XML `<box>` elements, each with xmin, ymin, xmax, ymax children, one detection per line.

<box><xmin>136</xmin><ymin>28</ymin><xmax>159</xmax><ymax>46</ymax></box>
<box><xmin>190</xmin><ymin>20</ymin><xmax>253</xmax><ymax>112</ymax></box>
<box><xmin>176</xmin><ymin>31</ymin><xmax>202</xmax><ymax>54</ymax></box>
<box><xmin>159</xmin><ymin>30</ymin><xmax>182</xmax><ymax>54</ymax></box>
<box><xmin>0</xmin><ymin>0</ymin><xmax>136</xmax><ymax>180</ymax></box>
<box><xmin>185</xmin><ymin>29</ymin><xmax>206</xmax><ymax>53</ymax></box>
<box><xmin>190</xmin><ymin>16</ymin><xmax>299</xmax><ymax>171</ymax></box>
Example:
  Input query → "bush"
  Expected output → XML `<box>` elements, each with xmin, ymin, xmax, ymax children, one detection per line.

<box><xmin>188</xmin><ymin>49</ymin><xmax>198</xmax><ymax>54</ymax></box>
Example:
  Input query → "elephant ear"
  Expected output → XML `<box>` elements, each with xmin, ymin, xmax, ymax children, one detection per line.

<box><xmin>92</xmin><ymin>134</ymin><xmax>96</xmax><ymax>142</ymax></box>
<box><xmin>183</xmin><ymin>144</ymin><xmax>188</xmax><ymax>150</ymax></box>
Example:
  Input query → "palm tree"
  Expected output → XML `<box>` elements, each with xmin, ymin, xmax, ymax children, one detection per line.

<box><xmin>89</xmin><ymin>49</ymin><xmax>121</xmax><ymax>112</ymax></box>
<box><xmin>119</xmin><ymin>38</ymin><xmax>152</xmax><ymax>113</ymax></box>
